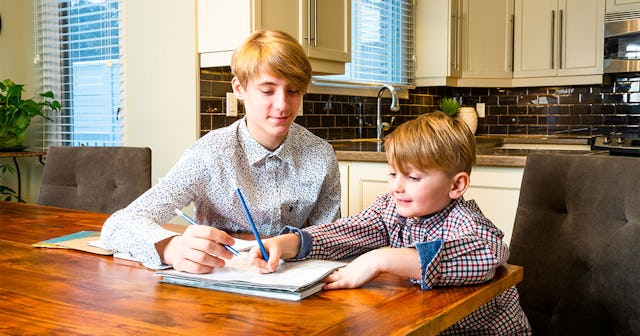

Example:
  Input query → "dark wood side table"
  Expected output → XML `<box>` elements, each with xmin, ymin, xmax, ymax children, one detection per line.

<box><xmin>0</xmin><ymin>150</ymin><xmax>46</xmax><ymax>199</ymax></box>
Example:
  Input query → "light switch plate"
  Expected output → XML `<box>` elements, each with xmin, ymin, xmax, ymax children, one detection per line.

<box><xmin>226</xmin><ymin>92</ymin><xmax>238</xmax><ymax>117</ymax></box>
<box><xmin>476</xmin><ymin>103</ymin><xmax>486</xmax><ymax>118</ymax></box>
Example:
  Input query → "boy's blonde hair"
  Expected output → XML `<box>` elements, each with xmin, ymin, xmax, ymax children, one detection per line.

<box><xmin>384</xmin><ymin>111</ymin><xmax>476</xmax><ymax>176</ymax></box>
<box><xmin>231</xmin><ymin>30</ymin><xmax>312</xmax><ymax>93</ymax></box>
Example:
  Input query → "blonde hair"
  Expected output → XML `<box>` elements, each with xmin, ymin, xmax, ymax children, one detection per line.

<box><xmin>231</xmin><ymin>30</ymin><xmax>312</xmax><ymax>93</ymax></box>
<box><xmin>384</xmin><ymin>111</ymin><xmax>476</xmax><ymax>176</ymax></box>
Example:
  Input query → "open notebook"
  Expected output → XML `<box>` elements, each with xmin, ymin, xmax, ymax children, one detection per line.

<box><xmin>156</xmin><ymin>255</ymin><xmax>347</xmax><ymax>301</ymax></box>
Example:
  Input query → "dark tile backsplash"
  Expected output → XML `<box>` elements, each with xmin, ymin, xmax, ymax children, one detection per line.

<box><xmin>200</xmin><ymin>68</ymin><xmax>640</xmax><ymax>140</ymax></box>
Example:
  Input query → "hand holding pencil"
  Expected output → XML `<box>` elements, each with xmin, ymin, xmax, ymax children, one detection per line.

<box><xmin>157</xmin><ymin>210</ymin><xmax>238</xmax><ymax>274</ymax></box>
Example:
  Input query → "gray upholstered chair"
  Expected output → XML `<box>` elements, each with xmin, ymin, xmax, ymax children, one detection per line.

<box><xmin>37</xmin><ymin>146</ymin><xmax>152</xmax><ymax>214</ymax></box>
<box><xmin>508</xmin><ymin>153</ymin><xmax>639</xmax><ymax>336</ymax></box>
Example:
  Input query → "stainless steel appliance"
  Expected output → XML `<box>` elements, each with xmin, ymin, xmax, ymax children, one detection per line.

<box><xmin>591</xmin><ymin>133</ymin><xmax>640</xmax><ymax>156</ymax></box>
<box><xmin>604</xmin><ymin>11</ymin><xmax>640</xmax><ymax>73</ymax></box>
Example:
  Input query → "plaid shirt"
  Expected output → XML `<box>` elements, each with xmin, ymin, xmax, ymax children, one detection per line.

<box><xmin>301</xmin><ymin>195</ymin><xmax>532</xmax><ymax>335</ymax></box>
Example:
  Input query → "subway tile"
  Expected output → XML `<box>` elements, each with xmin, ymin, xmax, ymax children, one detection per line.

<box><xmin>199</xmin><ymin>69</ymin><xmax>638</xmax><ymax>138</ymax></box>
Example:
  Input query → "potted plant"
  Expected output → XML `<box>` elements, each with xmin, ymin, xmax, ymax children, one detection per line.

<box><xmin>438</xmin><ymin>97</ymin><xmax>477</xmax><ymax>134</ymax></box>
<box><xmin>0</xmin><ymin>162</ymin><xmax>23</xmax><ymax>202</ymax></box>
<box><xmin>0</xmin><ymin>79</ymin><xmax>61</xmax><ymax>150</ymax></box>
<box><xmin>438</xmin><ymin>97</ymin><xmax>460</xmax><ymax>118</ymax></box>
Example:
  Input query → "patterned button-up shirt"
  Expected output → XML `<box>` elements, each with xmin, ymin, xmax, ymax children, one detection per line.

<box><xmin>297</xmin><ymin>195</ymin><xmax>532</xmax><ymax>335</ymax></box>
<box><xmin>101</xmin><ymin>118</ymin><xmax>341</xmax><ymax>269</ymax></box>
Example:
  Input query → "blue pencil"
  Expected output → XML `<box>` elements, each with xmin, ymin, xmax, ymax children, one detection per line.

<box><xmin>233</xmin><ymin>184</ymin><xmax>269</xmax><ymax>262</ymax></box>
<box><xmin>173</xmin><ymin>209</ymin><xmax>240</xmax><ymax>257</ymax></box>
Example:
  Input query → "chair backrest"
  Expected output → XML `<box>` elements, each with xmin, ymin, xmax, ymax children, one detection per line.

<box><xmin>37</xmin><ymin>146</ymin><xmax>151</xmax><ymax>214</ymax></box>
<box><xmin>508</xmin><ymin>153</ymin><xmax>639</xmax><ymax>336</ymax></box>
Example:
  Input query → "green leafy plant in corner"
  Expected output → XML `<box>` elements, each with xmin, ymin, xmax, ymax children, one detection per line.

<box><xmin>438</xmin><ymin>97</ymin><xmax>460</xmax><ymax>118</ymax></box>
<box><xmin>1</xmin><ymin>79</ymin><xmax>60</xmax><ymax>202</ymax></box>
<box><xmin>0</xmin><ymin>163</ymin><xmax>25</xmax><ymax>202</ymax></box>
<box><xmin>0</xmin><ymin>78</ymin><xmax>61</xmax><ymax>149</ymax></box>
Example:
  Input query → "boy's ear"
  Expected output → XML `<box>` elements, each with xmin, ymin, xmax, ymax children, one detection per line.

<box><xmin>449</xmin><ymin>172</ymin><xmax>470</xmax><ymax>199</ymax></box>
<box><xmin>231</xmin><ymin>77</ymin><xmax>244</xmax><ymax>100</ymax></box>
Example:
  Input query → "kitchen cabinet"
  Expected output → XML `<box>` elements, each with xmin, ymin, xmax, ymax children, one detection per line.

<box><xmin>458</xmin><ymin>0</ymin><xmax>514</xmax><ymax>82</ymax></box>
<box><xmin>414</xmin><ymin>0</ymin><xmax>459</xmax><ymax>86</ymax></box>
<box><xmin>513</xmin><ymin>0</ymin><xmax>604</xmax><ymax>84</ymax></box>
<box><xmin>465</xmin><ymin>166</ymin><xmax>524</xmax><ymax>245</ymax></box>
<box><xmin>339</xmin><ymin>161</ymin><xmax>389</xmax><ymax>217</ymax></box>
<box><xmin>606</xmin><ymin>0</ymin><xmax>640</xmax><ymax>13</ymax></box>
<box><xmin>339</xmin><ymin>161</ymin><xmax>523</xmax><ymax>246</ymax></box>
<box><xmin>416</xmin><ymin>0</ymin><xmax>604</xmax><ymax>87</ymax></box>
<box><xmin>415</xmin><ymin>0</ymin><xmax>514</xmax><ymax>87</ymax></box>
<box><xmin>197</xmin><ymin>0</ymin><xmax>350</xmax><ymax>74</ymax></box>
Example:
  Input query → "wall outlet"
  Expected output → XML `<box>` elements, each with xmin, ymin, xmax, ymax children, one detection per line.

<box><xmin>476</xmin><ymin>103</ymin><xmax>486</xmax><ymax>118</ymax></box>
<box><xmin>298</xmin><ymin>101</ymin><xmax>304</xmax><ymax>116</ymax></box>
<box><xmin>226</xmin><ymin>92</ymin><xmax>238</xmax><ymax>117</ymax></box>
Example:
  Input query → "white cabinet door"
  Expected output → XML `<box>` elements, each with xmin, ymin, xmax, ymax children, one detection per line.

<box><xmin>198</xmin><ymin>0</ymin><xmax>350</xmax><ymax>74</ymax></box>
<box><xmin>197</xmin><ymin>0</ymin><xmax>253</xmax><ymax>67</ymax></box>
<box><xmin>416</xmin><ymin>0</ymin><xmax>516</xmax><ymax>87</ymax></box>
<box><xmin>514</xmin><ymin>0</ymin><xmax>604</xmax><ymax>78</ymax></box>
<box><xmin>557</xmin><ymin>0</ymin><xmax>604</xmax><ymax>76</ymax></box>
<box><xmin>338</xmin><ymin>162</ymin><xmax>350</xmax><ymax>218</ymax></box>
<box><xmin>414</xmin><ymin>0</ymin><xmax>461</xmax><ymax>86</ymax></box>
<box><xmin>460</xmin><ymin>0</ymin><xmax>514</xmax><ymax>79</ymax></box>
<box><xmin>465</xmin><ymin>166</ymin><xmax>524</xmax><ymax>246</ymax></box>
<box><xmin>341</xmin><ymin>162</ymin><xmax>389</xmax><ymax>216</ymax></box>
<box><xmin>257</xmin><ymin>0</ymin><xmax>350</xmax><ymax>74</ymax></box>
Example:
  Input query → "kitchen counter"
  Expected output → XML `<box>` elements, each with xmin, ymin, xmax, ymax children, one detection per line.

<box><xmin>331</xmin><ymin>135</ymin><xmax>608</xmax><ymax>167</ymax></box>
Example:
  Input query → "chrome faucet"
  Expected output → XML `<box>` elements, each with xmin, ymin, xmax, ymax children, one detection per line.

<box><xmin>376</xmin><ymin>84</ymin><xmax>400</xmax><ymax>140</ymax></box>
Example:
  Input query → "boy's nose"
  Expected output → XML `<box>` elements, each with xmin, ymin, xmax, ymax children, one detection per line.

<box><xmin>389</xmin><ymin>178</ymin><xmax>404</xmax><ymax>193</ymax></box>
<box><xmin>274</xmin><ymin>91</ymin><xmax>289</xmax><ymax>111</ymax></box>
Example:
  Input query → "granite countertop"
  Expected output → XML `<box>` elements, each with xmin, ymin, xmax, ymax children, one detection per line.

<box><xmin>331</xmin><ymin>135</ymin><xmax>608</xmax><ymax>167</ymax></box>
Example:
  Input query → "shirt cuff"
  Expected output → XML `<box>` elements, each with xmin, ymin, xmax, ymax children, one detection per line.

<box><xmin>278</xmin><ymin>225</ymin><xmax>312</xmax><ymax>260</ymax></box>
<box><xmin>414</xmin><ymin>240</ymin><xmax>443</xmax><ymax>290</ymax></box>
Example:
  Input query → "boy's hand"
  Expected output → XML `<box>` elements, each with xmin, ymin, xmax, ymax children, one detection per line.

<box><xmin>323</xmin><ymin>247</ymin><xmax>422</xmax><ymax>289</ymax></box>
<box><xmin>157</xmin><ymin>225</ymin><xmax>237</xmax><ymax>274</ymax></box>
<box><xmin>248</xmin><ymin>233</ymin><xmax>301</xmax><ymax>273</ymax></box>
<box><xmin>322</xmin><ymin>251</ymin><xmax>383</xmax><ymax>289</ymax></box>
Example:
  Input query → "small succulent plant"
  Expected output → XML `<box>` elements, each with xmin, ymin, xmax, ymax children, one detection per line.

<box><xmin>438</xmin><ymin>97</ymin><xmax>460</xmax><ymax>117</ymax></box>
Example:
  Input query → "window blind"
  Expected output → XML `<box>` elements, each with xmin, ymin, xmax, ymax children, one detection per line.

<box><xmin>320</xmin><ymin>0</ymin><xmax>415</xmax><ymax>86</ymax></box>
<box><xmin>33</xmin><ymin>0</ymin><xmax>124</xmax><ymax>149</ymax></box>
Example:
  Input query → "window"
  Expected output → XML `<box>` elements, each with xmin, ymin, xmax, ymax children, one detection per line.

<box><xmin>34</xmin><ymin>0</ymin><xmax>124</xmax><ymax>149</ymax></box>
<box><xmin>315</xmin><ymin>0</ymin><xmax>414</xmax><ymax>90</ymax></box>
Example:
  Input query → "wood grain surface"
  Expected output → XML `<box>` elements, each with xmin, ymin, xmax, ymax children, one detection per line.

<box><xmin>0</xmin><ymin>202</ymin><xmax>523</xmax><ymax>335</ymax></box>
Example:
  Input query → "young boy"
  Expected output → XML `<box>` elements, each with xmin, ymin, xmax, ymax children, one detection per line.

<box><xmin>249</xmin><ymin>112</ymin><xmax>532</xmax><ymax>335</ymax></box>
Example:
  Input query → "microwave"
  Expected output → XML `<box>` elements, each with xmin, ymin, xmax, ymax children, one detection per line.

<box><xmin>604</xmin><ymin>12</ymin><xmax>640</xmax><ymax>73</ymax></box>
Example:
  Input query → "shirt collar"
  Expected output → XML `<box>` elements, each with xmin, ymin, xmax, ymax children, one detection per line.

<box><xmin>237</xmin><ymin>118</ymin><xmax>295</xmax><ymax>166</ymax></box>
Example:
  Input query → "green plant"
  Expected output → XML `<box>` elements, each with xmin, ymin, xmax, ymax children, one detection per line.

<box><xmin>438</xmin><ymin>97</ymin><xmax>460</xmax><ymax>117</ymax></box>
<box><xmin>0</xmin><ymin>162</ymin><xmax>24</xmax><ymax>202</ymax></box>
<box><xmin>0</xmin><ymin>79</ymin><xmax>61</xmax><ymax>149</ymax></box>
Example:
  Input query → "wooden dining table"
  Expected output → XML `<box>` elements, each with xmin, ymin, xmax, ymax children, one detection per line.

<box><xmin>0</xmin><ymin>201</ymin><xmax>524</xmax><ymax>335</ymax></box>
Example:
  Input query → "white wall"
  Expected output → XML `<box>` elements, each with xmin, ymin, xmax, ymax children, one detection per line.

<box><xmin>122</xmin><ymin>0</ymin><xmax>199</xmax><ymax>184</ymax></box>
<box><xmin>0</xmin><ymin>0</ymin><xmax>199</xmax><ymax>203</ymax></box>
<box><xmin>0</xmin><ymin>0</ymin><xmax>38</xmax><ymax>200</ymax></box>
<box><xmin>0</xmin><ymin>0</ymin><xmax>28</xmax><ymax>84</ymax></box>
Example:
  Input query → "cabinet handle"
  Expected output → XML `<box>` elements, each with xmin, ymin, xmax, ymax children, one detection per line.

<box><xmin>453</xmin><ymin>9</ymin><xmax>459</xmax><ymax>69</ymax></box>
<box><xmin>559</xmin><ymin>9</ymin><xmax>563</xmax><ymax>69</ymax></box>
<box><xmin>313</xmin><ymin>0</ymin><xmax>318</xmax><ymax>47</ymax></box>
<box><xmin>305</xmin><ymin>0</ymin><xmax>312</xmax><ymax>46</ymax></box>
<box><xmin>510</xmin><ymin>14</ymin><xmax>515</xmax><ymax>71</ymax></box>
<box><xmin>550</xmin><ymin>10</ymin><xmax>555</xmax><ymax>69</ymax></box>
